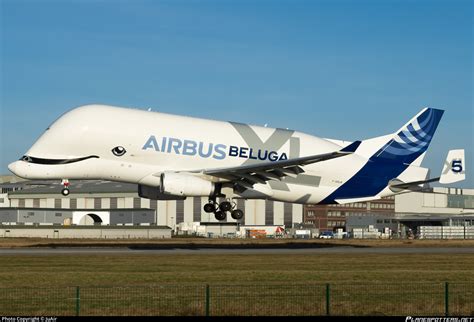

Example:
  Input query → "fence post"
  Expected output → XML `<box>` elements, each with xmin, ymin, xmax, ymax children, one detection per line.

<box><xmin>326</xmin><ymin>283</ymin><xmax>330</xmax><ymax>316</ymax></box>
<box><xmin>205</xmin><ymin>284</ymin><xmax>210</xmax><ymax>317</ymax></box>
<box><xmin>75</xmin><ymin>286</ymin><xmax>80</xmax><ymax>316</ymax></box>
<box><xmin>444</xmin><ymin>282</ymin><xmax>449</xmax><ymax>317</ymax></box>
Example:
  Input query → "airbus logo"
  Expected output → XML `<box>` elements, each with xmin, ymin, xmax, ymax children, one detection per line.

<box><xmin>142</xmin><ymin>135</ymin><xmax>288</xmax><ymax>162</ymax></box>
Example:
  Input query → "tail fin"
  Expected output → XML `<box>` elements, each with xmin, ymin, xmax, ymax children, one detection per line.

<box><xmin>371</xmin><ymin>108</ymin><xmax>444</xmax><ymax>165</ymax></box>
<box><xmin>440</xmin><ymin>149</ymin><xmax>465</xmax><ymax>184</ymax></box>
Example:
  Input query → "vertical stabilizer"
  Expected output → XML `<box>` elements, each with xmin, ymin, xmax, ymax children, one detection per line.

<box><xmin>320</xmin><ymin>108</ymin><xmax>445</xmax><ymax>204</ymax></box>
<box><xmin>371</xmin><ymin>108</ymin><xmax>444</xmax><ymax>165</ymax></box>
<box><xmin>440</xmin><ymin>149</ymin><xmax>465</xmax><ymax>184</ymax></box>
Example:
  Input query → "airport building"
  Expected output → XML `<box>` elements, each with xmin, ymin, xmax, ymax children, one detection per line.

<box><xmin>394</xmin><ymin>187</ymin><xmax>474</xmax><ymax>231</ymax></box>
<box><xmin>0</xmin><ymin>177</ymin><xmax>303</xmax><ymax>238</ymax></box>
<box><xmin>304</xmin><ymin>187</ymin><xmax>474</xmax><ymax>238</ymax></box>
<box><xmin>1</xmin><ymin>175</ymin><xmax>473</xmax><ymax>239</ymax></box>
<box><xmin>304</xmin><ymin>196</ymin><xmax>395</xmax><ymax>230</ymax></box>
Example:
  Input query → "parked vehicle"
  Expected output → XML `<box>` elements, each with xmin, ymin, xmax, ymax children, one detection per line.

<box><xmin>319</xmin><ymin>231</ymin><xmax>334</xmax><ymax>239</ymax></box>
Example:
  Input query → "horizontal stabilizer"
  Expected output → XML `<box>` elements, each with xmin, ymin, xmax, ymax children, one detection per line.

<box><xmin>389</xmin><ymin>177</ymin><xmax>439</xmax><ymax>192</ymax></box>
<box><xmin>389</xmin><ymin>149</ymin><xmax>466</xmax><ymax>192</ymax></box>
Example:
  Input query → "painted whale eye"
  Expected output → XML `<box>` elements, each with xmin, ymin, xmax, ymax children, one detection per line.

<box><xmin>112</xmin><ymin>146</ymin><xmax>126</xmax><ymax>157</ymax></box>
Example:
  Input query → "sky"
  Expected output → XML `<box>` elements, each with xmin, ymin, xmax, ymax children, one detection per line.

<box><xmin>0</xmin><ymin>0</ymin><xmax>473</xmax><ymax>187</ymax></box>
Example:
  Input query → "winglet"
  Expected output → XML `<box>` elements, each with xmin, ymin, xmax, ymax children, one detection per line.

<box><xmin>340</xmin><ymin>140</ymin><xmax>361</xmax><ymax>153</ymax></box>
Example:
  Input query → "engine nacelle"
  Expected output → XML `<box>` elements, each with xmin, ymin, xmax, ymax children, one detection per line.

<box><xmin>138</xmin><ymin>184</ymin><xmax>186</xmax><ymax>200</ymax></box>
<box><xmin>160</xmin><ymin>172</ymin><xmax>215</xmax><ymax>196</ymax></box>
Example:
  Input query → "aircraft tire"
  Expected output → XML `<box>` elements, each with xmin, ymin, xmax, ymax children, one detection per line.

<box><xmin>61</xmin><ymin>188</ymin><xmax>70</xmax><ymax>196</ymax></box>
<box><xmin>214</xmin><ymin>210</ymin><xmax>226</xmax><ymax>221</ymax></box>
<box><xmin>231</xmin><ymin>209</ymin><xmax>244</xmax><ymax>220</ymax></box>
<box><xmin>219</xmin><ymin>201</ymin><xmax>232</xmax><ymax>212</ymax></box>
<box><xmin>203</xmin><ymin>203</ymin><xmax>216</xmax><ymax>213</ymax></box>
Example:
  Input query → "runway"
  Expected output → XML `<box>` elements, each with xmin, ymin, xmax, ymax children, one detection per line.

<box><xmin>1</xmin><ymin>247</ymin><xmax>474</xmax><ymax>255</ymax></box>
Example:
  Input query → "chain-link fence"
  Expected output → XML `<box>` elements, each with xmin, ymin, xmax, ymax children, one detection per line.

<box><xmin>0</xmin><ymin>282</ymin><xmax>472</xmax><ymax>316</ymax></box>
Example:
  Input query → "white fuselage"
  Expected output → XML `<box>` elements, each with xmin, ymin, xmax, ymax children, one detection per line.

<box><xmin>8</xmin><ymin>104</ymin><xmax>430</xmax><ymax>204</ymax></box>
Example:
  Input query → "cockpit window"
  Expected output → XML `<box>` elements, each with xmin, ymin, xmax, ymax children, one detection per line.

<box><xmin>19</xmin><ymin>155</ymin><xmax>99</xmax><ymax>165</ymax></box>
<box><xmin>112</xmin><ymin>146</ymin><xmax>127</xmax><ymax>157</ymax></box>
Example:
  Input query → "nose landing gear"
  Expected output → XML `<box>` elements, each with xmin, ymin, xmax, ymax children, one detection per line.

<box><xmin>203</xmin><ymin>198</ymin><xmax>244</xmax><ymax>221</ymax></box>
<box><xmin>61</xmin><ymin>179</ymin><xmax>70</xmax><ymax>196</ymax></box>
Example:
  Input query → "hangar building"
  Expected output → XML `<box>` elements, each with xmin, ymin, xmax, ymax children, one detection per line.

<box><xmin>0</xmin><ymin>178</ymin><xmax>303</xmax><ymax>233</ymax></box>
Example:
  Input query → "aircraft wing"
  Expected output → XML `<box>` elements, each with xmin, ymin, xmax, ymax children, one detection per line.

<box><xmin>202</xmin><ymin>141</ymin><xmax>361</xmax><ymax>190</ymax></box>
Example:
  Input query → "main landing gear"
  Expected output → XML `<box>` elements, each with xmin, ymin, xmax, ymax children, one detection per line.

<box><xmin>61</xmin><ymin>179</ymin><xmax>70</xmax><ymax>196</ymax></box>
<box><xmin>204</xmin><ymin>198</ymin><xmax>244</xmax><ymax>221</ymax></box>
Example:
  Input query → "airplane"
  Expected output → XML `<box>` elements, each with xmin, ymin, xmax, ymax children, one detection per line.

<box><xmin>8</xmin><ymin>104</ymin><xmax>465</xmax><ymax>221</ymax></box>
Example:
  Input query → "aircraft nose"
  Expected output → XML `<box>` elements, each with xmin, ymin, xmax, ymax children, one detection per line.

<box><xmin>8</xmin><ymin>161</ymin><xmax>26</xmax><ymax>178</ymax></box>
<box><xmin>8</xmin><ymin>161</ymin><xmax>17</xmax><ymax>175</ymax></box>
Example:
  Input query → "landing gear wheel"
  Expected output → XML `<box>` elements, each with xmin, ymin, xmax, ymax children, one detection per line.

<box><xmin>214</xmin><ymin>210</ymin><xmax>226</xmax><ymax>221</ymax></box>
<box><xmin>219</xmin><ymin>201</ymin><xmax>232</xmax><ymax>212</ymax></box>
<box><xmin>61</xmin><ymin>188</ymin><xmax>70</xmax><ymax>196</ymax></box>
<box><xmin>204</xmin><ymin>203</ymin><xmax>216</xmax><ymax>213</ymax></box>
<box><xmin>231</xmin><ymin>209</ymin><xmax>244</xmax><ymax>220</ymax></box>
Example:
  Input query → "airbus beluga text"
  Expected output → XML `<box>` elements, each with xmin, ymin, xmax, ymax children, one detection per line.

<box><xmin>8</xmin><ymin>105</ymin><xmax>465</xmax><ymax>221</ymax></box>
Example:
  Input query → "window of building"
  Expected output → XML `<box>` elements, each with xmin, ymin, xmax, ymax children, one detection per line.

<box><xmin>110</xmin><ymin>197</ymin><xmax>117</xmax><ymax>209</ymax></box>
<box><xmin>376</xmin><ymin>219</ymin><xmax>383</xmax><ymax>223</ymax></box>
<box><xmin>94</xmin><ymin>198</ymin><xmax>102</xmax><ymax>209</ymax></box>
<box><xmin>0</xmin><ymin>198</ymin><xmax>4</xmax><ymax>203</ymax></box>
<box><xmin>33</xmin><ymin>198</ymin><xmax>40</xmax><ymax>208</ymax></box>
<box><xmin>133</xmin><ymin>198</ymin><xmax>141</xmax><ymax>209</ymax></box>
<box><xmin>328</xmin><ymin>211</ymin><xmax>341</xmax><ymax>217</ymax></box>
<box><xmin>307</xmin><ymin>210</ymin><xmax>315</xmax><ymax>217</ymax></box>
<box><xmin>384</xmin><ymin>219</ymin><xmax>390</xmax><ymax>223</ymax></box>
<box><xmin>265</xmin><ymin>200</ymin><xmax>274</xmax><ymax>225</ymax></box>
<box><xmin>54</xmin><ymin>199</ymin><xmax>61</xmax><ymax>209</ymax></box>
<box><xmin>176</xmin><ymin>200</ymin><xmax>184</xmax><ymax>223</ymax></box>
<box><xmin>284</xmin><ymin>203</ymin><xmax>292</xmax><ymax>228</ymax></box>
<box><xmin>448</xmin><ymin>195</ymin><xmax>474</xmax><ymax>209</ymax></box>
<box><xmin>27</xmin><ymin>212</ymin><xmax>34</xmax><ymax>217</ymax></box>
<box><xmin>328</xmin><ymin>221</ymin><xmax>339</xmax><ymax>227</ymax></box>
<box><xmin>55</xmin><ymin>213</ymin><xmax>62</xmax><ymax>217</ymax></box>
<box><xmin>193</xmin><ymin>198</ymin><xmax>202</xmax><ymax>222</ymax></box>
<box><xmin>19</xmin><ymin>199</ymin><xmax>25</xmax><ymax>208</ymax></box>
<box><xmin>70</xmin><ymin>199</ymin><xmax>77</xmax><ymax>209</ymax></box>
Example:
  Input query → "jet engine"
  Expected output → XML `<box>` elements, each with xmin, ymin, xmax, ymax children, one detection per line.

<box><xmin>160</xmin><ymin>172</ymin><xmax>215</xmax><ymax>196</ymax></box>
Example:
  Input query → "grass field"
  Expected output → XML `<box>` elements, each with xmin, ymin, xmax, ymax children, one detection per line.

<box><xmin>1</xmin><ymin>253</ymin><xmax>474</xmax><ymax>287</ymax></box>
<box><xmin>0</xmin><ymin>240</ymin><xmax>473</xmax><ymax>315</ymax></box>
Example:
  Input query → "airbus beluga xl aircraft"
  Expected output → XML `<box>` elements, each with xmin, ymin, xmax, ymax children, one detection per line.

<box><xmin>8</xmin><ymin>105</ymin><xmax>465</xmax><ymax>221</ymax></box>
